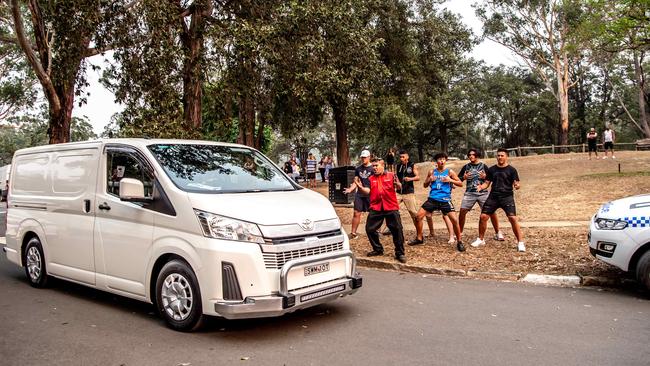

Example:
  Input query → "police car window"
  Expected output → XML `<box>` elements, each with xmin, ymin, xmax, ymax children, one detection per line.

<box><xmin>106</xmin><ymin>151</ymin><xmax>154</xmax><ymax>198</ymax></box>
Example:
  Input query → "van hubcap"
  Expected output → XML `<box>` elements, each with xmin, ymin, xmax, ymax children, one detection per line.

<box><xmin>26</xmin><ymin>246</ymin><xmax>42</xmax><ymax>281</ymax></box>
<box><xmin>161</xmin><ymin>273</ymin><xmax>193</xmax><ymax>321</ymax></box>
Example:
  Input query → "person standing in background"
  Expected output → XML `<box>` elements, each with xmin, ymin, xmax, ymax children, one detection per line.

<box><xmin>306</xmin><ymin>153</ymin><xmax>317</xmax><ymax>188</ymax></box>
<box><xmin>324</xmin><ymin>156</ymin><xmax>334</xmax><ymax>181</ymax></box>
<box><xmin>385</xmin><ymin>148</ymin><xmax>396</xmax><ymax>173</ymax></box>
<box><xmin>586</xmin><ymin>128</ymin><xmax>598</xmax><ymax>160</ymax></box>
<box><xmin>343</xmin><ymin>150</ymin><xmax>374</xmax><ymax>240</ymax></box>
<box><xmin>603</xmin><ymin>126</ymin><xmax>616</xmax><ymax>159</ymax></box>
<box><xmin>319</xmin><ymin>156</ymin><xmax>327</xmax><ymax>183</ymax></box>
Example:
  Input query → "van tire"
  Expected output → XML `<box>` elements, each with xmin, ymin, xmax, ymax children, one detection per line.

<box><xmin>636</xmin><ymin>251</ymin><xmax>650</xmax><ymax>292</ymax></box>
<box><xmin>24</xmin><ymin>237</ymin><xmax>49</xmax><ymax>288</ymax></box>
<box><xmin>155</xmin><ymin>260</ymin><xmax>204</xmax><ymax>332</ymax></box>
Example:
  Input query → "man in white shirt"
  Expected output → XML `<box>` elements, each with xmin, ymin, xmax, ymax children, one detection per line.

<box><xmin>603</xmin><ymin>126</ymin><xmax>616</xmax><ymax>159</ymax></box>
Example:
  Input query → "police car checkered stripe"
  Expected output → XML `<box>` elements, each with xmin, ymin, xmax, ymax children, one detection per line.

<box><xmin>622</xmin><ymin>216</ymin><xmax>650</xmax><ymax>228</ymax></box>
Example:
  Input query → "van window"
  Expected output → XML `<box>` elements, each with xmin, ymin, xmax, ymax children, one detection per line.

<box><xmin>52</xmin><ymin>154</ymin><xmax>95</xmax><ymax>194</ymax></box>
<box><xmin>147</xmin><ymin>144</ymin><xmax>296</xmax><ymax>193</ymax></box>
<box><xmin>106</xmin><ymin>151</ymin><xmax>154</xmax><ymax>198</ymax></box>
<box><xmin>12</xmin><ymin>156</ymin><xmax>49</xmax><ymax>194</ymax></box>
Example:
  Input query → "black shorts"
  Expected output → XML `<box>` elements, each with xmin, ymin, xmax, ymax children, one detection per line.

<box><xmin>604</xmin><ymin>141</ymin><xmax>614</xmax><ymax>150</ymax></box>
<box><xmin>588</xmin><ymin>140</ymin><xmax>597</xmax><ymax>152</ymax></box>
<box><xmin>354</xmin><ymin>194</ymin><xmax>370</xmax><ymax>212</ymax></box>
<box><xmin>421</xmin><ymin>198</ymin><xmax>454</xmax><ymax>214</ymax></box>
<box><xmin>481</xmin><ymin>194</ymin><xmax>516</xmax><ymax>216</ymax></box>
<box><xmin>307</xmin><ymin>172</ymin><xmax>316</xmax><ymax>179</ymax></box>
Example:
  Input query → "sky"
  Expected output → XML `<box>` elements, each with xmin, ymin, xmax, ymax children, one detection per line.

<box><xmin>72</xmin><ymin>1</ymin><xmax>517</xmax><ymax>135</ymax></box>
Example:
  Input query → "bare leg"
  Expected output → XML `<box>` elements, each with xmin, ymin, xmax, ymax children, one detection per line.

<box><xmin>443</xmin><ymin>214</ymin><xmax>454</xmax><ymax>241</ymax></box>
<box><xmin>490</xmin><ymin>213</ymin><xmax>500</xmax><ymax>234</ymax></box>
<box><xmin>415</xmin><ymin>208</ymin><xmax>427</xmax><ymax>241</ymax></box>
<box><xmin>478</xmin><ymin>213</ymin><xmax>490</xmax><ymax>240</ymax></box>
<box><xmin>459</xmin><ymin>208</ymin><xmax>469</xmax><ymax>232</ymax></box>
<box><xmin>426</xmin><ymin>215</ymin><xmax>434</xmax><ymax>237</ymax></box>
<box><xmin>507</xmin><ymin>215</ymin><xmax>523</xmax><ymax>242</ymax></box>
<box><xmin>446</xmin><ymin>212</ymin><xmax>462</xmax><ymax>243</ymax></box>
<box><xmin>351</xmin><ymin>210</ymin><xmax>362</xmax><ymax>234</ymax></box>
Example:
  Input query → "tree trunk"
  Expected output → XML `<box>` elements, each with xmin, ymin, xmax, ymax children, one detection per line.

<box><xmin>48</xmin><ymin>84</ymin><xmax>74</xmax><ymax>144</ymax></box>
<box><xmin>330</xmin><ymin>96</ymin><xmax>350</xmax><ymax>166</ymax></box>
<box><xmin>179</xmin><ymin>1</ymin><xmax>212</xmax><ymax>131</ymax></box>
<box><xmin>439</xmin><ymin>123</ymin><xmax>448</xmax><ymax>153</ymax></box>
<box><xmin>633</xmin><ymin>50</ymin><xmax>650</xmax><ymax>138</ymax></box>
<box><xmin>237</xmin><ymin>92</ymin><xmax>256</xmax><ymax>147</ymax></box>
<box><xmin>557</xmin><ymin>65</ymin><xmax>570</xmax><ymax>147</ymax></box>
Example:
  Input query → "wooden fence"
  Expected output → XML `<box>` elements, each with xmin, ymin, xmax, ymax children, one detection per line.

<box><xmin>484</xmin><ymin>142</ymin><xmax>639</xmax><ymax>158</ymax></box>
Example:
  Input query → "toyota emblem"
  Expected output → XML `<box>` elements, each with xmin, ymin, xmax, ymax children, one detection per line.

<box><xmin>299</xmin><ymin>219</ymin><xmax>314</xmax><ymax>231</ymax></box>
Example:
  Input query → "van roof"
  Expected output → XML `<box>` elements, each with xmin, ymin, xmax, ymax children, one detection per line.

<box><xmin>13</xmin><ymin>138</ymin><xmax>256</xmax><ymax>156</ymax></box>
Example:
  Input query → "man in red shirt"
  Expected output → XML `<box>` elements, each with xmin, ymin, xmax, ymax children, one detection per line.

<box><xmin>355</xmin><ymin>158</ymin><xmax>406</xmax><ymax>263</ymax></box>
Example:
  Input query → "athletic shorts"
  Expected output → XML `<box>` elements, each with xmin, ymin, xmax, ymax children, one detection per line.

<box><xmin>604</xmin><ymin>141</ymin><xmax>614</xmax><ymax>150</ymax></box>
<box><xmin>481</xmin><ymin>194</ymin><xmax>516</xmax><ymax>216</ymax></box>
<box><xmin>421</xmin><ymin>197</ymin><xmax>454</xmax><ymax>214</ymax></box>
<box><xmin>460</xmin><ymin>191</ymin><xmax>489</xmax><ymax>210</ymax></box>
<box><xmin>588</xmin><ymin>140</ymin><xmax>597</xmax><ymax>152</ymax></box>
<box><xmin>307</xmin><ymin>172</ymin><xmax>316</xmax><ymax>179</ymax></box>
<box><xmin>354</xmin><ymin>194</ymin><xmax>370</xmax><ymax>212</ymax></box>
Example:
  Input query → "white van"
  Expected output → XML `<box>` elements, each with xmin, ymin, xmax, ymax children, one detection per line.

<box><xmin>3</xmin><ymin>139</ymin><xmax>361</xmax><ymax>331</ymax></box>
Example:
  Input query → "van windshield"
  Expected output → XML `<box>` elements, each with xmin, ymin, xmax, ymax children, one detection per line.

<box><xmin>148</xmin><ymin>144</ymin><xmax>297</xmax><ymax>193</ymax></box>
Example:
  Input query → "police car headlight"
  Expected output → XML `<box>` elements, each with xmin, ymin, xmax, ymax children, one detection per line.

<box><xmin>595</xmin><ymin>218</ymin><xmax>628</xmax><ymax>230</ymax></box>
<box><xmin>194</xmin><ymin>209</ymin><xmax>264</xmax><ymax>244</ymax></box>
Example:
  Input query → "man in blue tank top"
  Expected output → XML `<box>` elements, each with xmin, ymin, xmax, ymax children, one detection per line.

<box><xmin>410</xmin><ymin>152</ymin><xmax>465</xmax><ymax>252</ymax></box>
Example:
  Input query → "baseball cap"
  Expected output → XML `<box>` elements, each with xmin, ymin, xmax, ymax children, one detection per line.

<box><xmin>360</xmin><ymin>150</ymin><xmax>370</xmax><ymax>158</ymax></box>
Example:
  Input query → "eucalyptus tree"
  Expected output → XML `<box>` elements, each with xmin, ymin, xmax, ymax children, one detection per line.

<box><xmin>410</xmin><ymin>3</ymin><xmax>474</xmax><ymax>157</ymax></box>
<box><xmin>105</xmin><ymin>0</ymin><xmax>214</xmax><ymax>138</ymax></box>
<box><xmin>586</xmin><ymin>0</ymin><xmax>650</xmax><ymax>138</ymax></box>
<box><xmin>476</xmin><ymin>0</ymin><xmax>586</xmax><ymax>146</ymax></box>
<box><xmin>3</xmin><ymin>0</ymin><xmax>129</xmax><ymax>144</ymax></box>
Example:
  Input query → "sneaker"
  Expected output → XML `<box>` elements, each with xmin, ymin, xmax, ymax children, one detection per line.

<box><xmin>349</xmin><ymin>233</ymin><xmax>359</xmax><ymax>240</ymax></box>
<box><xmin>366</xmin><ymin>250</ymin><xmax>384</xmax><ymax>257</ymax></box>
<box><xmin>612</xmin><ymin>155</ymin><xmax>616</xmax><ymax>159</ymax></box>
<box><xmin>456</xmin><ymin>241</ymin><xmax>466</xmax><ymax>252</ymax></box>
<box><xmin>603</xmin><ymin>156</ymin><xmax>608</xmax><ymax>159</ymax></box>
<box><xmin>470</xmin><ymin>238</ymin><xmax>486</xmax><ymax>247</ymax></box>
<box><xmin>396</xmin><ymin>255</ymin><xmax>407</xmax><ymax>263</ymax></box>
<box><xmin>517</xmin><ymin>242</ymin><xmax>526</xmax><ymax>252</ymax></box>
<box><xmin>494</xmin><ymin>231</ymin><xmax>505</xmax><ymax>241</ymax></box>
<box><xmin>447</xmin><ymin>237</ymin><xmax>456</xmax><ymax>245</ymax></box>
<box><xmin>407</xmin><ymin>238</ymin><xmax>424</xmax><ymax>246</ymax></box>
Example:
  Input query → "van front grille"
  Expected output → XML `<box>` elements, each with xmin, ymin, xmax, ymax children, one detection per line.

<box><xmin>263</xmin><ymin>242</ymin><xmax>344</xmax><ymax>269</ymax></box>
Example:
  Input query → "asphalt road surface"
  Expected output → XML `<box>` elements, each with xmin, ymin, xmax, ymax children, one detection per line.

<box><xmin>0</xmin><ymin>248</ymin><xmax>648</xmax><ymax>366</ymax></box>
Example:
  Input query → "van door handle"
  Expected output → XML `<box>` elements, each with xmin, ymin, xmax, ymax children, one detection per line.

<box><xmin>98</xmin><ymin>202</ymin><xmax>111</xmax><ymax>211</ymax></box>
<box><xmin>84</xmin><ymin>199</ymin><xmax>91</xmax><ymax>213</ymax></box>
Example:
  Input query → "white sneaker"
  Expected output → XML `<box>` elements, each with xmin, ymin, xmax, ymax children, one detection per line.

<box><xmin>603</xmin><ymin>156</ymin><xmax>608</xmax><ymax>159</ymax></box>
<box><xmin>470</xmin><ymin>238</ymin><xmax>486</xmax><ymax>247</ymax></box>
<box><xmin>612</xmin><ymin>155</ymin><xmax>616</xmax><ymax>159</ymax></box>
<box><xmin>494</xmin><ymin>231</ymin><xmax>505</xmax><ymax>241</ymax></box>
<box><xmin>517</xmin><ymin>242</ymin><xmax>526</xmax><ymax>252</ymax></box>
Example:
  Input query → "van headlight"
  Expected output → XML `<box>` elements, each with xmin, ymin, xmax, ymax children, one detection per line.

<box><xmin>194</xmin><ymin>209</ymin><xmax>264</xmax><ymax>244</ymax></box>
<box><xmin>595</xmin><ymin>218</ymin><xmax>628</xmax><ymax>230</ymax></box>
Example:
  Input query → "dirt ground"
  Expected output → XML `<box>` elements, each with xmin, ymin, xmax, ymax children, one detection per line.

<box><xmin>307</xmin><ymin>150</ymin><xmax>650</xmax><ymax>278</ymax></box>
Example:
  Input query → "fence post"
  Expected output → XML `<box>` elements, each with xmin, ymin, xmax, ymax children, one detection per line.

<box><xmin>552</xmin><ymin>145</ymin><xmax>555</xmax><ymax>154</ymax></box>
<box><xmin>518</xmin><ymin>146</ymin><xmax>522</xmax><ymax>156</ymax></box>
<box><xmin>582</xmin><ymin>144</ymin><xmax>585</xmax><ymax>153</ymax></box>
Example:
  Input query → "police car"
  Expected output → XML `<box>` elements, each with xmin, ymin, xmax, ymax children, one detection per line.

<box><xmin>589</xmin><ymin>194</ymin><xmax>650</xmax><ymax>290</ymax></box>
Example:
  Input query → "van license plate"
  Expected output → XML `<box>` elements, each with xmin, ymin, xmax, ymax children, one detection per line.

<box><xmin>304</xmin><ymin>262</ymin><xmax>330</xmax><ymax>276</ymax></box>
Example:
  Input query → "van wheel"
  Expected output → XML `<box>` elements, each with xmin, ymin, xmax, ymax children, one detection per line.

<box><xmin>24</xmin><ymin>237</ymin><xmax>49</xmax><ymax>288</ymax></box>
<box><xmin>636</xmin><ymin>251</ymin><xmax>650</xmax><ymax>292</ymax></box>
<box><xmin>155</xmin><ymin>260</ymin><xmax>204</xmax><ymax>332</ymax></box>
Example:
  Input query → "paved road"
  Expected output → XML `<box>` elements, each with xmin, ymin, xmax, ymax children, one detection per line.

<box><xmin>0</xmin><ymin>250</ymin><xmax>648</xmax><ymax>366</ymax></box>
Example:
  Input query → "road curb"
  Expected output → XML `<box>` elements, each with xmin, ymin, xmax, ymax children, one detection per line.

<box><xmin>357</xmin><ymin>257</ymin><xmax>619</xmax><ymax>288</ymax></box>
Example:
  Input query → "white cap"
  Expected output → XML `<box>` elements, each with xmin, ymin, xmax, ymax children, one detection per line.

<box><xmin>360</xmin><ymin>149</ymin><xmax>370</xmax><ymax>158</ymax></box>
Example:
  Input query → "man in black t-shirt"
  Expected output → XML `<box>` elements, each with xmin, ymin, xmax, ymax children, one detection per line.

<box><xmin>343</xmin><ymin>149</ymin><xmax>374</xmax><ymax>239</ymax></box>
<box><xmin>472</xmin><ymin>148</ymin><xmax>526</xmax><ymax>252</ymax></box>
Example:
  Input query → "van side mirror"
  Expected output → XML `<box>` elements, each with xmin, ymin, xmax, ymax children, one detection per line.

<box><xmin>119</xmin><ymin>178</ymin><xmax>151</xmax><ymax>202</ymax></box>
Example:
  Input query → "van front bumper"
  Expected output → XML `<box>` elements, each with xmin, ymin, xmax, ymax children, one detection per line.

<box><xmin>213</xmin><ymin>251</ymin><xmax>362</xmax><ymax>319</ymax></box>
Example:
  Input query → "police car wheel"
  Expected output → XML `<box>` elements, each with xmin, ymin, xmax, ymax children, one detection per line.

<box><xmin>635</xmin><ymin>251</ymin><xmax>650</xmax><ymax>292</ymax></box>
